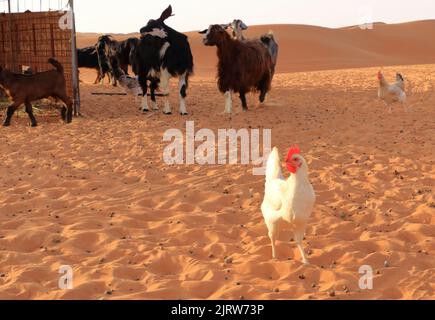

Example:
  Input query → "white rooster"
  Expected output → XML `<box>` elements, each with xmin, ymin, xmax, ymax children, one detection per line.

<box><xmin>378</xmin><ymin>71</ymin><xmax>408</xmax><ymax>113</ymax></box>
<box><xmin>261</xmin><ymin>146</ymin><xmax>316</xmax><ymax>264</ymax></box>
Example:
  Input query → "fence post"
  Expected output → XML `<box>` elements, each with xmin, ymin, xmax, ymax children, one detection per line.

<box><xmin>70</xmin><ymin>0</ymin><xmax>81</xmax><ymax>116</ymax></box>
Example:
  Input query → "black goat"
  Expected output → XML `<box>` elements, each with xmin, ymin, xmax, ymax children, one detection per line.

<box><xmin>110</xmin><ymin>37</ymin><xmax>140</xmax><ymax>76</ymax></box>
<box><xmin>96</xmin><ymin>35</ymin><xmax>116</xmax><ymax>86</ymax></box>
<box><xmin>135</xmin><ymin>5</ymin><xmax>194</xmax><ymax>115</ymax></box>
<box><xmin>77</xmin><ymin>46</ymin><xmax>100</xmax><ymax>84</ymax></box>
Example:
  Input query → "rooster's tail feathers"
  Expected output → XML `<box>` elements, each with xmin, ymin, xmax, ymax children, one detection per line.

<box><xmin>265</xmin><ymin>147</ymin><xmax>283</xmax><ymax>181</ymax></box>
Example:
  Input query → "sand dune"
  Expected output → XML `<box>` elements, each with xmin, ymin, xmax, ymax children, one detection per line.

<box><xmin>0</xmin><ymin>20</ymin><xmax>434</xmax><ymax>300</ymax></box>
<box><xmin>77</xmin><ymin>20</ymin><xmax>435</xmax><ymax>76</ymax></box>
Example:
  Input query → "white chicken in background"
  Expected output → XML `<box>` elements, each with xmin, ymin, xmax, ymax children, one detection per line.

<box><xmin>261</xmin><ymin>146</ymin><xmax>316</xmax><ymax>264</ymax></box>
<box><xmin>378</xmin><ymin>71</ymin><xmax>408</xmax><ymax>113</ymax></box>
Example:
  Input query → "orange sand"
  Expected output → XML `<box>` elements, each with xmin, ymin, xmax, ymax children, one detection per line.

<box><xmin>0</xmin><ymin>21</ymin><xmax>434</xmax><ymax>300</ymax></box>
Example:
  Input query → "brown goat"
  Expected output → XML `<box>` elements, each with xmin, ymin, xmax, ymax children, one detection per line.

<box><xmin>200</xmin><ymin>25</ymin><xmax>273</xmax><ymax>113</ymax></box>
<box><xmin>0</xmin><ymin>58</ymin><xmax>73</xmax><ymax>127</ymax></box>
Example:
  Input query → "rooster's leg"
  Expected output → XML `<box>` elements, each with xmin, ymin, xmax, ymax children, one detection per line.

<box><xmin>385</xmin><ymin>103</ymin><xmax>392</xmax><ymax>114</ymax></box>
<box><xmin>383</xmin><ymin>103</ymin><xmax>393</xmax><ymax>113</ymax></box>
<box><xmin>294</xmin><ymin>227</ymin><xmax>309</xmax><ymax>265</ymax></box>
<box><xmin>269</xmin><ymin>234</ymin><xmax>277</xmax><ymax>260</ymax></box>
<box><xmin>266</xmin><ymin>221</ymin><xmax>278</xmax><ymax>259</ymax></box>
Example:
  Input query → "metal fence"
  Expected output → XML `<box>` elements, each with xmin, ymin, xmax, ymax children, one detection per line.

<box><xmin>0</xmin><ymin>0</ymin><xmax>80</xmax><ymax>114</ymax></box>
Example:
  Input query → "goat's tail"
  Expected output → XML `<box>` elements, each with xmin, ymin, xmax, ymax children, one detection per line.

<box><xmin>260</xmin><ymin>31</ymin><xmax>279</xmax><ymax>68</ymax></box>
<box><xmin>48</xmin><ymin>58</ymin><xmax>64</xmax><ymax>74</ymax></box>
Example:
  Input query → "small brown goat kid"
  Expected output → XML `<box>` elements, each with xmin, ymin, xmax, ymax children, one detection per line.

<box><xmin>200</xmin><ymin>25</ymin><xmax>273</xmax><ymax>113</ymax></box>
<box><xmin>0</xmin><ymin>58</ymin><xmax>73</xmax><ymax>127</ymax></box>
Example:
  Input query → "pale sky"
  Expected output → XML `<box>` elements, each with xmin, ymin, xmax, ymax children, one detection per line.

<box><xmin>2</xmin><ymin>0</ymin><xmax>435</xmax><ymax>33</ymax></box>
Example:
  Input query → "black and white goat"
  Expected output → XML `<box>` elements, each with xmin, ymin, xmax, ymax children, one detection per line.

<box><xmin>199</xmin><ymin>25</ymin><xmax>273</xmax><ymax>113</ymax></box>
<box><xmin>134</xmin><ymin>5</ymin><xmax>194</xmax><ymax>115</ymax></box>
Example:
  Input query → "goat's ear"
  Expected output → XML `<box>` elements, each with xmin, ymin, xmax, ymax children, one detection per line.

<box><xmin>198</xmin><ymin>29</ymin><xmax>208</xmax><ymax>34</ymax></box>
<box><xmin>158</xmin><ymin>5</ymin><xmax>174</xmax><ymax>22</ymax></box>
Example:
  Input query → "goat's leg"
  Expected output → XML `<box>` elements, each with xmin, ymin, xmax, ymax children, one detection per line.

<box><xmin>150</xmin><ymin>79</ymin><xmax>159</xmax><ymax>110</ymax></box>
<box><xmin>239</xmin><ymin>90</ymin><xmax>248</xmax><ymax>111</ymax></box>
<box><xmin>59</xmin><ymin>96</ymin><xmax>73</xmax><ymax>124</ymax></box>
<box><xmin>61</xmin><ymin>106</ymin><xmax>67</xmax><ymax>121</ymax></box>
<box><xmin>122</xmin><ymin>64</ymin><xmax>129</xmax><ymax>76</ymax></box>
<box><xmin>2</xmin><ymin>104</ymin><xmax>19</xmax><ymax>127</ymax></box>
<box><xmin>94</xmin><ymin>72</ymin><xmax>100</xmax><ymax>84</ymax></box>
<box><xmin>178</xmin><ymin>72</ymin><xmax>188</xmax><ymax>116</ymax></box>
<box><xmin>99</xmin><ymin>73</ymin><xmax>105</xmax><ymax>85</ymax></box>
<box><xmin>256</xmin><ymin>72</ymin><xmax>271</xmax><ymax>104</ymax></box>
<box><xmin>259</xmin><ymin>90</ymin><xmax>267</xmax><ymax>104</ymax></box>
<box><xmin>24</xmin><ymin>102</ymin><xmax>38</xmax><ymax>127</ymax></box>
<box><xmin>140</xmin><ymin>80</ymin><xmax>149</xmax><ymax>112</ymax></box>
<box><xmin>138</xmin><ymin>72</ymin><xmax>150</xmax><ymax>112</ymax></box>
<box><xmin>111</xmin><ymin>72</ymin><xmax>117</xmax><ymax>87</ymax></box>
<box><xmin>224</xmin><ymin>90</ymin><xmax>233</xmax><ymax>114</ymax></box>
<box><xmin>294</xmin><ymin>225</ymin><xmax>309</xmax><ymax>265</ymax></box>
<box><xmin>161</xmin><ymin>69</ymin><xmax>172</xmax><ymax>115</ymax></box>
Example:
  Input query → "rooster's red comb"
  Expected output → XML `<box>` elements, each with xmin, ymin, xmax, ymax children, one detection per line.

<box><xmin>285</xmin><ymin>146</ymin><xmax>301</xmax><ymax>162</ymax></box>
